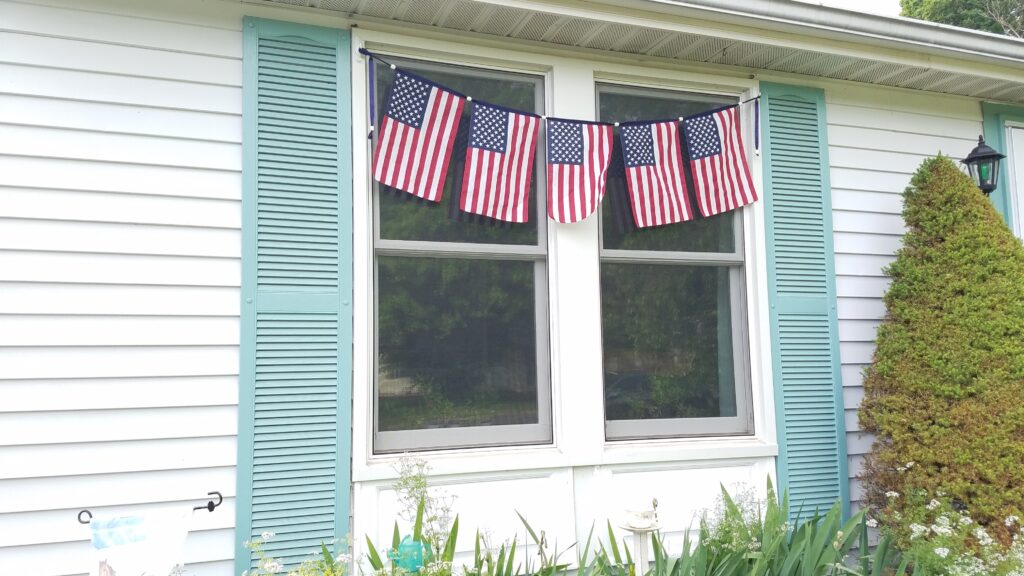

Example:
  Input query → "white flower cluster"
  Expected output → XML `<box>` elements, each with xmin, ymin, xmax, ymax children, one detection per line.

<box><xmin>974</xmin><ymin>527</ymin><xmax>995</xmax><ymax>547</ymax></box>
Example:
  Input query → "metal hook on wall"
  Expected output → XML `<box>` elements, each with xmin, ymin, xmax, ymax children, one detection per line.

<box><xmin>77</xmin><ymin>490</ymin><xmax>223</xmax><ymax>524</ymax></box>
<box><xmin>193</xmin><ymin>491</ymin><xmax>223</xmax><ymax>512</ymax></box>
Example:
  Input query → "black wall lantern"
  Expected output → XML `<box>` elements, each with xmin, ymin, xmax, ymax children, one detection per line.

<box><xmin>962</xmin><ymin>135</ymin><xmax>1006</xmax><ymax>195</ymax></box>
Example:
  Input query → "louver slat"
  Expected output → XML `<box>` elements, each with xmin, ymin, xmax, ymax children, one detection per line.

<box><xmin>762</xmin><ymin>83</ymin><xmax>849</xmax><ymax>519</ymax></box>
<box><xmin>239</xmin><ymin>18</ymin><xmax>352</xmax><ymax>574</ymax></box>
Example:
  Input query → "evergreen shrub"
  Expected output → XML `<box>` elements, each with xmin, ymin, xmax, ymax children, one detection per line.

<box><xmin>860</xmin><ymin>155</ymin><xmax>1024</xmax><ymax>545</ymax></box>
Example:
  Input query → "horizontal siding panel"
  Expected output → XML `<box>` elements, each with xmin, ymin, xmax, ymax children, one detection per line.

<box><xmin>0</xmin><ymin>188</ymin><xmax>241</xmax><ymax>229</ymax></box>
<box><xmin>0</xmin><ymin>345</ymin><xmax>238</xmax><ymax>380</ymax></box>
<box><xmin>0</xmin><ymin>251</ymin><xmax>239</xmax><ymax>286</ymax></box>
<box><xmin>840</xmin><ymin>341</ymin><xmax>875</xmax><ymax>364</ymax></box>
<box><xmin>0</xmin><ymin>436</ymin><xmax>236</xmax><ymax>479</ymax></box>
<box><xmin>0</xmin><ymin>63</ymin><xmax>241</xmax><ymax>114</ymax></box>
<box><xmin>0</xmin><ymin>94</ymin><xmax>241</xmax><ymax>142</ymax></box>
<box><xmin>834</xmin><ymin>231</ymin><xmax>902</xmax><ymax>256</ymax></box>
<box><xmin>0</xmin><ymin>406</ymin><xmax>237</xmax><ymax>446</ymax></box>
<box><xmin>1</xmin><ymin>1</ymin><xmax>241</xmax><ymax>57</ymax></box>
<box><xmin>844</xmin><ymin>409</ymin><xmax>860</xmax><ymax>433</ymax></box>
<box><xmin>829</xmin><ymin>147</ymin><xmax>935</xmax><ymax>173</ymax></box>
<box><xmin>828</xmin><ymin>125</ymin><xmax>978</xmax><ymax>155</ymax></box>
<box><xmin>0</xmin><ymin>376</ymin><xmax>237</xmax><ymax>412</ymax></box>
<box><xmin>843</xmin><ymin>386</ymin><xmax>866</xmax><ymax>413</ymax></box>
<box><xmin>842</xmin><ymin>365</ymin><xmax>869</xmax><ymax>389</ymax></box>
<box><xmin>837</xmin><ymin>319</ymin><xmax>881</xmax><ymax>342</ymax></box>
<box><xmin>831</xmin><ymin>190</ymin><xmax>903</xmax><ymax>215</ymax></box>
<box><xmin>837</xmin><ymin>297</ymin><xmax>885</xmax><ymax>320</ymax></box>
<box><xmin>827</xmin><ymin>102</ymin><xmax>983</xmax><ymax>134</ymax></box>
<box><xmin>0</xmin><ymin>529</ymin><xmax>236</xmax><ymax>575</ymax></box>
<box><xmin>836</xmin><ymin>275</ymin><xmax>891</xmax><ymax>298</ymax></box>
<box><xmin>0</xmin><ymin>466</ymin><xmax>235</xmax><ymax>513</ymax></box>
<box><xmin>830</xmin><ymin>167</ymin><xmax>915</xmax><ymax>194</ymax></box>
<box><xmin>834</xmin><ymin>254</ymin><xmax>892</xmax><ymax>277</ymax></box>
<box><xmin>846</xmin><ymin>430</ymin><xmax>873</xmax><ymax>454</ymax></box>
<box><xmin>0</xmin><ymin>31</ymin><xmax>241</xmax><ymax>85</ymax></box>
<box><xmin>849</xmin><ymin>454</ymin><xmax>866</xmax><ymax>480</ymax></box>
<box><xmin>0</xmin><ymin>316</ymin><xmax>239</xmax><ymax>346</ymax></box>
<box><xmin>0</xmin><ymin>157</ymin><xmax>241</xmax><ymax>200</ymax></box>
<box><xmin>0</xmin><ymin>219</ymin><xmax>240</xmax><ymax>258</ymax></box>
<box><xmin>0</xmin><ymin>125</ymin><xmax>241</xmax><ymax>171</ymax></box>
<box><xmin>0</xmin><ymin>283</ymin><xmax>239</xmax><ymax>316</ymax></box>
<box><xmin>833</xmin><ymin>210</ymin><xmax>906</xmax><ymax>235</ymax></box>
<box><xmin>0</xmin><ymin>499</ymin><xmax>234</xmax><ymax>547</ymax></box>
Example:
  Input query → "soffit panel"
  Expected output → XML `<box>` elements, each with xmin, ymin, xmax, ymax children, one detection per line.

<box><xmin>246</xmin><ymin>0</ymin><xmax>1024</xmax><ymax>104</ymax></box>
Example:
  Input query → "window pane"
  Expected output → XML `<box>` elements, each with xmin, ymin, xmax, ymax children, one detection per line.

<box><xmin>602</xmin><ymin>263</ymin><xmax>737</xmax><ymax>423</ymax></box>
<box><xmin>377</xmin><ymin>256</ymin><xmax>540</xmax><ymax>432</ymax></box>
<box><xmin>598</xmin><ymin>86</ymin><xmax>735</xmax><ymax>253</ymax></box>
<box><xmin>375</xmin><ymin>61</ymin><xmax>540</xmax><ymax>245</ymax></box>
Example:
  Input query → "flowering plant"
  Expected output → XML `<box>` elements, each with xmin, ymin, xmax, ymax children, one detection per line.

<box><xmin>880</xmin><ymin>488</ymin><xmax>1024</xmax><ymax>575</ymax></box>
<box><xmin>242</xmin><ymin>532</ymin><xmax>351</xmax><ymax>576</ymax></box>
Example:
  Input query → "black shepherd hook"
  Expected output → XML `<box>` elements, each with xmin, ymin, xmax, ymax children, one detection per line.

<box><xmin>193</xmin><ymin>491</ymin><xmax>223</xmax><ymax>512</ymax></box>
<box><xmin>77</xmin><ymin>491</ymin><xmax>223</xmax><ymax>524</ymax></box>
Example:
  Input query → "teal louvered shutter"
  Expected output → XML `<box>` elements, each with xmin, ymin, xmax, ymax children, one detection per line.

<box><xmin>237</xmin><ymin>17</ymin><xmax>352</xmax><ymax>571</ymax></box>
<box><xmin>761</xmin><ymin>83</ymin><xmax>849</xmax><ymax>518</ymax></box>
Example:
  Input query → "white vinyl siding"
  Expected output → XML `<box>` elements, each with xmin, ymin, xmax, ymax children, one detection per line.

<box><xmin>0</xmin><ymin>0</ymin><xmax>244</xmax><ymax>573</ymax></box>
<box><xmin>824</xmin><ymin>85</ymin><xmax>984</xmax><ymax>511</ymax></box>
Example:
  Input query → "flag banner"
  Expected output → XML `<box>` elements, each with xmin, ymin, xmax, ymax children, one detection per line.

<box><xmin>89</xmin><ymin>507</ymin><xmax>191</xmax><ymax>576</ymax></box>
<box><xmin>546</xmin><ymin>118</ymin><xmax>614</xmax><ymax>224</ymax></box>
<box><xmin>460</xmin><ymin>102</ymin><xmax>540</xmax><ymax>223</ymax></box>
<box><xmin>372</xmin><ymin>70</ymin><xmax>466</xmax><ymax>202</ymax></box>
<box><xmin>620</xmin><ymin>120</ymin><xmax>694</xmax><ymax>228</ymax></box>
<box><xmin>683</xmin><ymin>105</ymin><xmax>758</xmax><ymax>217</ymax></box>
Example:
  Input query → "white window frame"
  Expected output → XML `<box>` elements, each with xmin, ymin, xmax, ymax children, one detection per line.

<box><xmin>595</xmin><ymin>82</ymin><xmax>755</xmax><ymax>440</ymax></box>
<box><xmin>349</xmin><ymin>28</ymin><xmax>778</xmax><ymax>483</ymax></box>
<box><xmin>370</xmin><ymin>58</ymin><xmax>553</xmax><ymax>453</ymax></box>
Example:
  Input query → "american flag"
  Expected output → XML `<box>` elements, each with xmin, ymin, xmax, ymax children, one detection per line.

<box><xmin>546</xmin><ymin>119</ymin><xmax>613</xmax><ymax>224</ymax></box>
<box><xmin>683</xmin><ymin>105</ymin><xmax>758</xmax><ymax>217</ymax></box>
<box><xmin>460</xmin><ymin>102</ymin><xmax>540</xmax><ymax>223</ymax></box>
<box><xmin>620</xmin><ymin>120</ymin><xmax>693</xmax><ymax>228</ymax></box>
<box><xmin>372</xmin><ymin>70</ymin><xmax>465</xmax><ymax>202</ymax></box>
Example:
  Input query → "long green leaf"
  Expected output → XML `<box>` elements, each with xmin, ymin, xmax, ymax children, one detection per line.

<box><xmin>413</xmin><ymin>496</ymin><xmax>425</xmax><ymax>543</ymax></box>
<box><xmin>442</xmin><ymin>516</ymin><xmax>460</xmax><ymax>563</ymax></box>
<box><xmin>366</xmin><ymin>536</ymin><xmax>385</xmax><ymax>571</ymax></box>
<box><xmin>606</xmin><ymin>521</ymin><xmax>623</xmax><ymax>566</ymax></box>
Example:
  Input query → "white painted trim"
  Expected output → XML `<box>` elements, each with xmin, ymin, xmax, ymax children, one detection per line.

<box><xmin>349</xmin><ymin>26</ymin><xmax>775</xmax><ymax>483</ymax></box>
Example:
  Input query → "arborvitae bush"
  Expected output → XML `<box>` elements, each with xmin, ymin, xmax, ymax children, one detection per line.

<box><xmin>860</xmin><ymin>156</ymin><xmax>1024</xmax><ymax>545</ymax></box>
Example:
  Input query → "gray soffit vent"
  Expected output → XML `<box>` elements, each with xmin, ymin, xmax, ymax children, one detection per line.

<box><xmin>243</xmin><ymin>0</ymin><xmax>1024</xmax><ymax>104</ymax></box>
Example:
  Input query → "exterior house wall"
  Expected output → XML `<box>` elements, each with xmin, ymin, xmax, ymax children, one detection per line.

<box><xmin>0</xmin><ymin>0</ymin><xmax>1004</xmax><ymax>574</ymax></box>
<box><xmin>0</xmin><ymin>1</ymin><xmax>249</xmax><ymax>573</ymax></box>
<box><xmin>820</xmin><ymin>85</ymin><xmax>984</xmax><ymax>510</ymax></box>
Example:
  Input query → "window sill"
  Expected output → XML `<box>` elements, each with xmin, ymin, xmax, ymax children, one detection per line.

<box><xmin>353</xmin><ymin>437</ymin><xmax>778</xmax><ymax>482</ymax></box>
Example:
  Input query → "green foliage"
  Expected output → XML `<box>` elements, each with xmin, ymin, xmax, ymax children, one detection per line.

<box><xmin>860</xmin><ymin>156</ymin><xmax>1024</xmax><ymax>549</ymax></box>
<box><xmin>879</xmin><ymin>490</ymin><xmax>1024</xmax><ymax>575</ymax></box>
<box><xmin>244</xmin><ymin>533</ymin><xmax>352</xmax><ymax>576</ymax></box>
<box><xmin>464</xmin><ymin>531</ymin><xmax>522</xmax><ymax>576</ymax></box>
<box><xmin>899</xmin><ymin>0</ymin><xmax>1004</xmax><ymax>34</ymax></box>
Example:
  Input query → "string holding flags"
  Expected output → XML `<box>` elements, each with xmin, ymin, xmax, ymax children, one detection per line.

<box><xmin>361</xmin><ymin>47</ymin><xmax>761</xmax><ymax>229</ymax></box>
